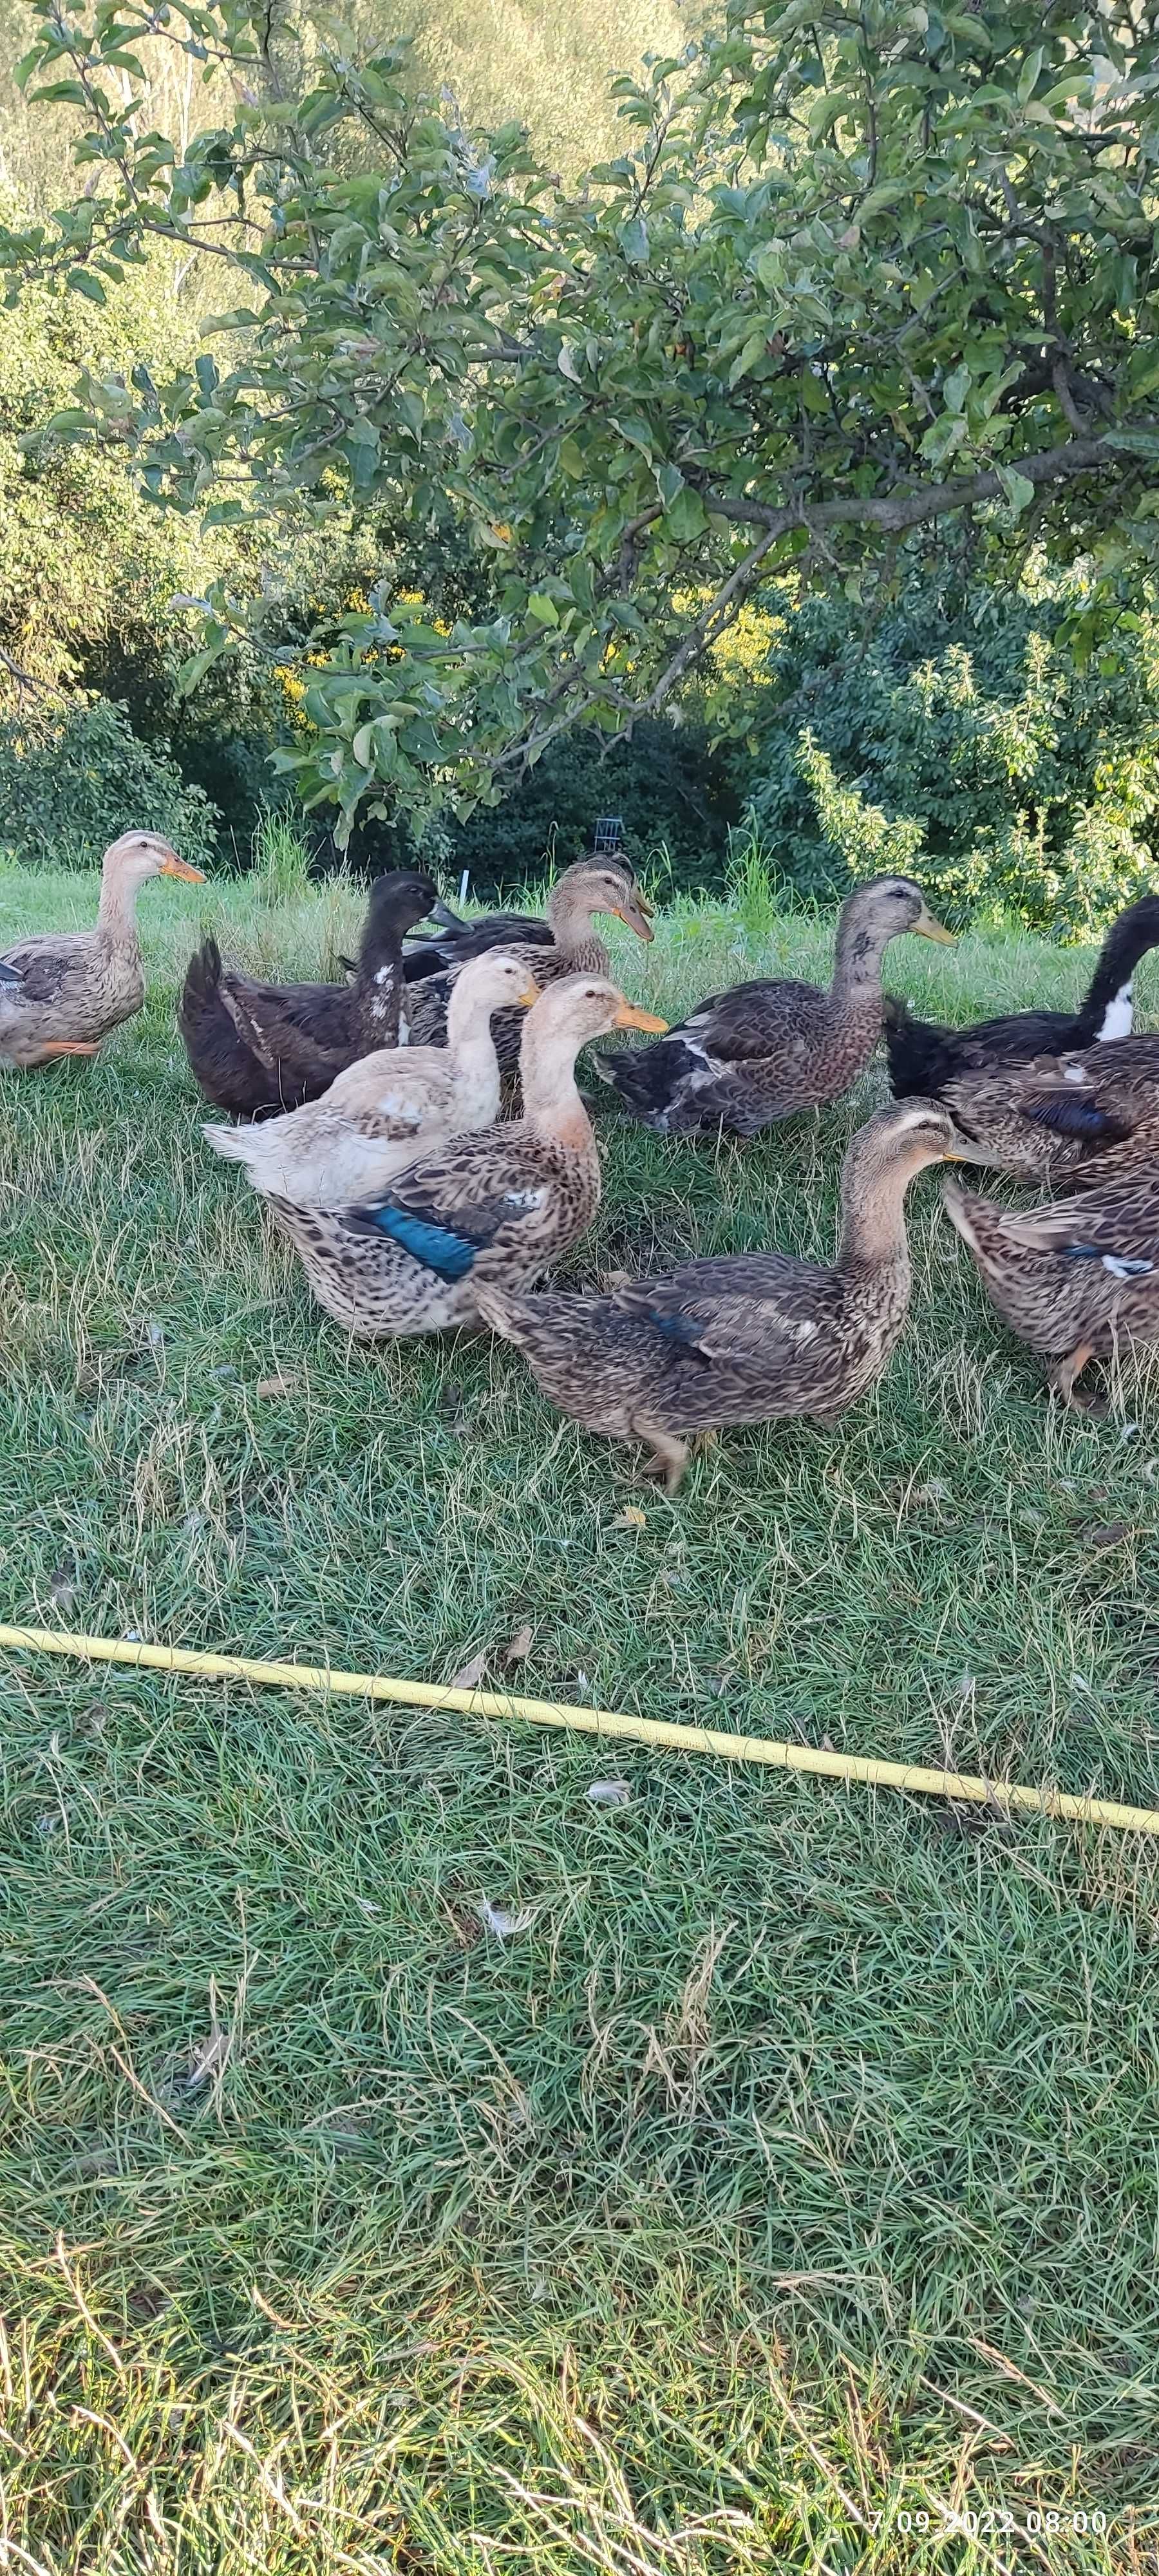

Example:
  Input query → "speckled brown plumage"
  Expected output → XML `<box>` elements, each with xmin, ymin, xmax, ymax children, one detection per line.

<box><xmin>945</xmin><ymin>1160</ymin><xmax>1159</xmax><ymax>1408</ymax></box>
<box><xmin>179</xmin><ymin>870</ymin><xmax>435</xmax><ymax>1117</ymax></box>
<box><xmin>477</xmin><ymin>1101</ymin><xmax>965</xmax><ymax>1488</ymax></box>
<box><xmin>941</xmin><ymin>1034</ymin><xmax>1159</xmax><ymax>1182</ymax></box>
<box><xmin>265</xmin><ymin>976</ymin><xmax>667</xmax><ymax>1338</ymax></box>
<box><xmin>0</xmin><ymin>832</ymin><xmax>204</xmax><ymax>1070</ymax></box>
<box><xmin>403</xmin><ymin>860</ymin><xmax>654</xmax><ymax>1072</ymax></box>
<box><xmin>596</xmin><ymin>876</ymin><xmax>953</xmax><ymax>1136</ymax></box>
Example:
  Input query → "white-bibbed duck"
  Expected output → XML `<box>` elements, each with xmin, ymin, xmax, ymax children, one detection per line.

<box><xmin>885</xmin><ymin>893</ymin><xmax>1159</xmax><ymax>1099</ymax></box>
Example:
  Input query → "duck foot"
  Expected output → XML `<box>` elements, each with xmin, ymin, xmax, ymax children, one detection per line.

<box><xmin>633</xmin><ymin>1419</ymin><xmax>689</xmax><ymax>1494</ymax></box>
<box><xmin>1048</xmin><ymin>1344</ymin><xmax>1107</xmax><ymax>1414</ymax></box>
<box><xmin>39</xmin><ymin>1040</ymin><xmax>102</xmax><ymax>1059</ymax></box>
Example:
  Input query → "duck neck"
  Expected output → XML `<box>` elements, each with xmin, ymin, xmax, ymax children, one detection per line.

<box><xmin>829</xmin><ymin>907</ymin><xmax>892</xmax><ymax>1012</ymax></box>
<box><xmin>354</xmin><ymin>916</ymin><xmax>404</xmax><ymax>1040</ymax></box>
<box><xmin>1075</xmin><ymin>922</ymin><xmax>1144</xmax><ymax>1043</ymax></box>
<box><xmin>446</xmin><ymin>979</ymin><xmax>502</xmax><ymax>1089</ymax></box>
<box><xmin>97</xmin><ymin>864</ymin><xmax>144</xmax><ymax>949</ymax></box>
<box><xmin>520</xmin><ymin>1021</ymin><xmax>594</xmax><ymax>1150</ymax></box>
<box><xmin>835</xmin><ymin>1154</ymin><xmax>913</xmax><ymax>1285</ymax></box>
<box><xmin>547</xmin><ymin>885</ymin><xmax>602</xmax><ymax>963</ymax></box>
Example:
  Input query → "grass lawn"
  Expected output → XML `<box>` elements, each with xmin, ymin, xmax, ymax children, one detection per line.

<box><xmin>2</xmin><ymin>856</ymin><xmax>1158</xmax><ymax>2573</ymax></box>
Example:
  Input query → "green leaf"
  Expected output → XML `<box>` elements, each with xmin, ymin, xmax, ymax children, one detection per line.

<box><xmin>66</xmin><ymin>269</ymin><xmax>106</xmax><ymax>305</ymax></box>
<box><xmin>943</xmin><ymin>365</ymin><xmax>971</xmax><ymax>413</ymax></box>
<box><xmin>729</xmin><ymin>332</ymin><xmax>768</xmax><ymax>388</ymax></box>
<box><xmin>997</xmin><ymin>465</ymin><xmax>1035</xmax><ymax>514</ymax></box>
<box><xmin>527</xmin><ymin>592</ymin><xmax>560</xmax><ymax>625</ymax></box>
<box><xmin>662</xmin><ymin>488</ymin><xmax>708</xmax><ymax>544</ymax></box>
<box><xmin>614</xmin><ymin>417</ymin><xmax>654</xmax><ymax>457</ymax></box>
<box><xmin>1017</xmin><ymin>44</ymin><xmax>1044</xmax><ymax>104</ymax></box>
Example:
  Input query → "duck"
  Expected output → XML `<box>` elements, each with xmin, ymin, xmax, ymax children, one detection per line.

<box><xmin>938</xmin><ymin>1036</ymin><xmax>1159</xmax><ymax>1183</ymax></box>
<box><xmin>265</xmin><ymin>975</ymin><xmax>668</xmax><ymax>1337</ymax></box>
<box><xmin>0</xmin><ymin>830</ymin><xmax>205</xmax><ymax>1070</ymax></box>
<box><xmin>202</xmin><ymin>950</ymin><xmax>540</xmax><ymax>1208</ymax></box>
<box><xmin>885</xmin><ymin>893</ymin><xmax>1159</xmax><ymax>1097</ymax></box>
<box><xmin>944</xmin><ymin>1162</ymin><xmax>1159</xmax><ymax>1410</ymax></box>
<box><xmin>594</xmin><ymin>875</ymin><xmax>953</xmax><ymax>1137</ymax></box>
<box><xmin>476</xmin><ymin>1099</ymin><xmax>966</xmax><ymax>1490</ymax></box>
<box><xmin>179</xmin><ymin>869</ymin><xmax>436</xmax><ymax>1117</ymax></box>
<box><xmin>402</xmin><ymin>860</ymin><xmax>655</xmax><ymax>1072</ymax></box>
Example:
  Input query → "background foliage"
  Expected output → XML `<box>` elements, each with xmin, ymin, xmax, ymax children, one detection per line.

<box><xmin>1</xmin><ymin>0</ymin><xmax>1159</xmax><ymax>919</ymax></box>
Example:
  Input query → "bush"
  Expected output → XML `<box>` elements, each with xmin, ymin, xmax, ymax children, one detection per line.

<box><xmin>0</xmin><ymin>697</ymin><xmax>219</xmax><ymax>870</ymax></box>
<box><xmin>742</xmin><ymin>567</ymin><xmax>1159</xmax><ymax>934</ymax></box>
<box><xmin>445</xmin><ymin>717</ymin><xmax>740</xmax><ymax>898</ymax></box>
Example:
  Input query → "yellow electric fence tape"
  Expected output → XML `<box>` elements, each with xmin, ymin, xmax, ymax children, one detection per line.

<box><xmin>1</xmin><ymin>1622</ymin><xmax>1158</xmax><ymax>1837</ymax></box>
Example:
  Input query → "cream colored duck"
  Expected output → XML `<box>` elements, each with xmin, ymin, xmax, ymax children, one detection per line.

<box><xmin>0</xmin><ymin>830</ymin><xmax>205</xmax><ymax>1069</ymax></box>
<box><xmin>202</xmin><ymin>950</ymin><xmax>540</xmax><ymax>1208</ymax></box>
<box><xmin>268</xmin><ymin>975</ymin><xmax>666</xmax><ymax>1337</ymax></box>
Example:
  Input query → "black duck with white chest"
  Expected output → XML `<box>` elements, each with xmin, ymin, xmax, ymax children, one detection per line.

<box><xmin>178</xmin><ymin>869</ymin><xmax>437</xmax><ymax>1118</ymax></box>
<box><xmin>885</xmin><ymin>892</ymin><xmax>1159</xmax><ymax>1099</ymax></box>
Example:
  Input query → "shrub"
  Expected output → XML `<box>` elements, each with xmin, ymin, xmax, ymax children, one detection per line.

<box><xmin>743</xmin><ymin>567</ymin><xmax>1159</xmax><ymax>934</ymax></box>
<box><xmin>446</xmin><ymin>717</ymin><xmax>740</xmax><ymax>898</ymax></box>
<box><xmin>0</xmin><ymin>697</ymin><xmax>219</xmax><ymax>870</ymax></box>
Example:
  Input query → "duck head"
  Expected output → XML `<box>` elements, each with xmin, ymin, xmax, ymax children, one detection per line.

<box><xmin>105</xmin><ymin>831</ymin><xmax>205</xmax><ymax>886</ymax></box>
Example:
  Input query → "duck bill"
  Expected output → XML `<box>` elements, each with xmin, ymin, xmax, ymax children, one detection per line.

<box><xmin>612</xmin><ymin>1001</ymin><xmax>668</xmax><ymax>1033</ymax></box>
<box><xmin>162</xmin><ymin>853</ymin><xmax>206</xmax><ymax>883</ymax></box>
<box><xmin>612</xmin><ymin>894</ymin><xmax>655</xmax><ymax>945</ymax></box>
<box><xmin>914</xmin><ymin>902</ymin><xmax>954</xmax><ymax>944</ymax></box>
<box><xmin>516</xmin><ymin>980</ymin><xmax>541</xmax><ymax>1008</ymax></box>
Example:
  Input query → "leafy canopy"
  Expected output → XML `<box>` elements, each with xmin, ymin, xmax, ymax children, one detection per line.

<box><xmin>3</xmin><ymin>0</ymin><xmax>1158</xmax><ymax>840</ymax></box>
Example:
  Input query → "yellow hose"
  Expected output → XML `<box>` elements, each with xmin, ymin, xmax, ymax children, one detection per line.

<box><xmin>3</xmin><ymin>1620</ymin><xmax>1158</xmax><ymax>1837</ymax></box>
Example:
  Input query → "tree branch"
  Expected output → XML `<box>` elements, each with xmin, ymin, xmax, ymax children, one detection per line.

<box><xmin>710</xmin><ymin>433</ymin><xmax>1128</xmax><ymax>539</ymax></box>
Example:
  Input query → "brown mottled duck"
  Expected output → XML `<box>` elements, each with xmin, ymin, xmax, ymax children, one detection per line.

<box><xmin>596</xmin><ymin>875</ymin><xmax>952</xmax><ymax>1136</ymax></box>
<box><xmin>403</xmin><ymin>859</ymin><xmax>655</xmax><ymax>1072</ymax></box>
<box><xmin>267</xmin><ymin>974</ymin><xmax>667</xmax><ymax>1337</ymax></box>
<box><xmin>476</xmin><ymin>1099</ymin><xmax>966</xmax><ymax>1489</ymax></box>
<box><xmin>945</xmin><ymin>1161</ymin><xmax>1159</xmax><ymax>1410</ymax></box>
<box><xmin>0</xmin><ymin>830</ymin><xmax>205</xmax><ymax>1070</ymax></box>
<box><xmin>939</xmin><ymin>1036</ymin><xmax>1159</xmax><ymax>1183</ymax></box>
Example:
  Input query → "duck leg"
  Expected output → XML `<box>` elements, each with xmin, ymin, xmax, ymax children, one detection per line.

<box><xmin>1048</xmin><ymin>1343</ymin><xmax>1105</xmax><ymax>1414</ymax></box>
<box><xmin>633</xmin><ymin>1419</ymin><xmax>690</xmax><ymax>1493</ymax></box>
<box><xmin>38</xmin><ymin>1040</ymin><xmax>102</xmax><ymax>1059</ymax></box>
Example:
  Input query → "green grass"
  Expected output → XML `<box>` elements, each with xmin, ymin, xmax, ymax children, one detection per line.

<box><xmin>3</xmin><ymin>856</ymin><xmax>1159</xmax><ymax>2573</ymax></box>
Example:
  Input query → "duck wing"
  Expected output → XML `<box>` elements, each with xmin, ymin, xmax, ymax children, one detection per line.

<box><xmin>884</xmin><ymin>995</ymin><xmax>1082</xmax><ymax>1098</ymax></box>
<box><xmin>995</xmin><ymin>1176</ymin><xmax>1159</xmax><ymax>1271</ymax></box>
<box><xmin>222</xmin><ymin>969</ymin><xmax>353</xmax><ymax>1065</ymax></box>
<box><xmin>0</xmin><ymin>938</ymin><xmax>83</xmax><ymax>1003</ymax></box>
<box><xmin>180</xmin><ymin>937</ymin><xmax>350</xmax><ymax>1115</ymax></box>
<box><xmin>614</xmin><ymin>1253</ymin><xmax>842</xmax><ymax>1366</ymax></box>
<box><xmin>596</xmin><ymin>980</ymin><xmax>827</xmax><ymax>1126</ymax></box>
<box><xmin>402</xmin><ymin>912</ymin><xmax>553</xmax><ymax>985</ymax></box>
<box><xmin>340</xmin><ymin>1130</ymin><xmax>556</xmax><ymax>1281</ymax></box>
